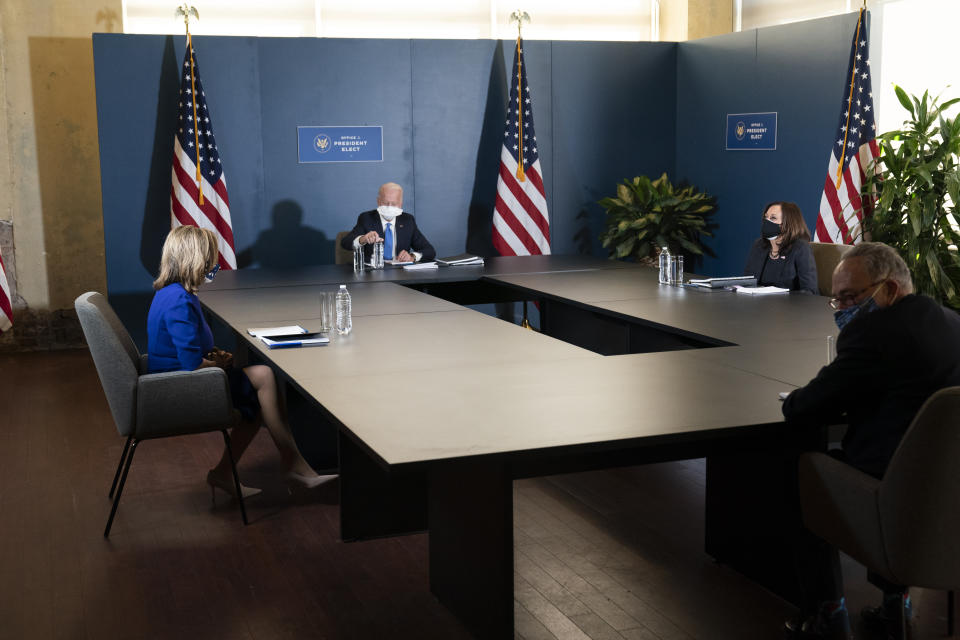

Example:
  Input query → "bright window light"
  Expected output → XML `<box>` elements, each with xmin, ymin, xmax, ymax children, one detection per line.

<box><xmin>122</xmin><ymin>0</ymin><xmax>653</xmax><ymax>41</ymax></box>
<box><xmin>877</xmin><ymin>0</ymin><xmax>960</xmax><ymax>134</ymax></box>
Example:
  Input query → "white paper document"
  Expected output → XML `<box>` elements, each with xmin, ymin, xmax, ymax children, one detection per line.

<box><xmin>247</xmin><ymin>325</ymin><xmax>308</xmax><ymax>337</ymax></box>
<box><xmin>403</xmin><ymin>261</ymin><xmax>438</xmax><ymax>270</ymax></box>
<box><xmin>734</xmin><ymin>286</ymin><xmax>790</xmax><ymax>295</ymax></box>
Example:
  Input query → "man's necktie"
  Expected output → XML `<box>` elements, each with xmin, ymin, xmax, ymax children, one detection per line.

<box><xmin>384</xmin><ymin>222</ymin><xmax>394</xmax><ymax>260</ymax></box>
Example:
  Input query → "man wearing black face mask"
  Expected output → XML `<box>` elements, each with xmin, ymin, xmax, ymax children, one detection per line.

<box><xmin>782</xmin><ymin>242</ymin><xmax>960</xmax><ymax>640</ymax></box>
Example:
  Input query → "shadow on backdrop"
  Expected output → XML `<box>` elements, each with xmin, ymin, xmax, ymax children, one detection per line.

<box><xmin>236</xmin><ymin>200</ymin><xmax>333</xmax><ymax>268</ymax></box>
<box><xmin>465</xmin><ymin>43</ymin><xmax>508</xmax><ymax>257</ymax></box>
<box><xmin>139</xmin><ymin>35</ymin><xmax>179</xmax><ymax>277</ymax></box>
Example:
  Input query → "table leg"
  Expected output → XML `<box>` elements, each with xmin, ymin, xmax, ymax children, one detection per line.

<box><xmin>338</xmin><ymin>432</ymin><xmax>427</xmax><ymax>541</ymax></box>
<box><xmin>429</xmin><ymin>459</ymin><xmax>513</xmax><ymax>639</ymax></box>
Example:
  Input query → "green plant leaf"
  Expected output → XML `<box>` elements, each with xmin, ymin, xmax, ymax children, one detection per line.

<box><xmin>895</xmin><ymin>85</ymin><xmax>915</xmax><ymax>118</ymax></box>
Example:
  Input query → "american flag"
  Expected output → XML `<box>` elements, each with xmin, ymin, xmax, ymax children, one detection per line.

<box><xmin>493</xmin><ymin>38</ymin><xmax>551</xmax><ymax>257</ymax></box>
<box><xmin>170</xmin><ymin>38</ymin><xmax>236</xmax><ymax>269</ymax></box>
<box><xmin>0</xmin><ymin>248</ymin><xmax>12</xmax><ymax>333</ymax></box>
<box><xmin>815</xmin><ymin>8</ymin><xmax>879</xmax><ymax>245</ymax></box>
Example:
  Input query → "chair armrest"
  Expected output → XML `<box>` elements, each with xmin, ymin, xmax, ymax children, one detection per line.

<box><xmin>798</xmin><ymin>452</ymin><xmax>891</xmax><ymax>577</ymax></box>
<box><xmin>136</xmin><ymin>368</ymin><xmax>238</xmax><ymax>439</ymax></box>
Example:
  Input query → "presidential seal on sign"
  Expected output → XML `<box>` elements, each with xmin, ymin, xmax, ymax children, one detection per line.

<box><xmin>735</xmin><ymin>121</ymin><xmax>746</xmax><ymax>141</ymax></box>
<box><xmin>314</xmin><ymin>134</ymin><xmax>332</xmax><ymax>153</ymax></box>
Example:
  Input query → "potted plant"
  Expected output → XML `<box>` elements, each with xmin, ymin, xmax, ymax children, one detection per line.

<box><xmin>862</xmin><ymin>87</ymin><xmax>960</xmax><ymax>308</ymax></box>
<box><xmin>598</xmin><ymin>173</ymin><xmax>717</xmax><ymax>266</ymax></box>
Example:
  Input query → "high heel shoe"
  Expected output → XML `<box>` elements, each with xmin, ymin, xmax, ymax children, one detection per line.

<box><xmin>206</xmin><ymin>469</ymin><xmax>262</xmax><ymax>503</ymax></box>
<box><xmin>285</xmin><ymin>470</ymin><xmax>338</xmax><ymax>490</ymax></box>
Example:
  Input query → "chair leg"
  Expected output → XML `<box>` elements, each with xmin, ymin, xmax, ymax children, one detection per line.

<box><xmin>221</xmin><ymin>430</ymin><xmax>248</xmax><ymax>526</ymax></box>
<box><xmin>890</xmin><ymin>592</ymin><xmax>907</xmax><ymax>640</ymax></box>
<box><xmin>109</xmin><ymin>435</ymin><xmax>133</xmax><ymax>499</ymax></box>
<box><xmin>104</xmin><ymin>438</ymin><xmax>138</xmax><ymax>538</ymax></box>
<box><xmin>949</xmin><ymin>590</ymin><xmax>955</xmax><ymax>637</ymax></box>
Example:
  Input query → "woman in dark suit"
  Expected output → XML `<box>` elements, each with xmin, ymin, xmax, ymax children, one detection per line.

<box><xmin>744</xmin><ymin>201</ymin><xmax>818</xmax><ymax>294</ymax></box>
<box><xmin>147</xmin><ymin>226</ymin><xmax>333</xmax><ymax>497</ymax></box>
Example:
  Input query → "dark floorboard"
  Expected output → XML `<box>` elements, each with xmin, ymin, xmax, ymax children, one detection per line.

<box><xmin>0</xmin><ymin>350</ymin><xmax>954</xmax><ymax>639</ymax></box>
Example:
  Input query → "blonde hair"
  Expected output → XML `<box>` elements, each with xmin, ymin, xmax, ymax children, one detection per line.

<box><xmin>153</xmin><ymin>226</ymin><xmax>219</xmax><ymax>293</ymax></box>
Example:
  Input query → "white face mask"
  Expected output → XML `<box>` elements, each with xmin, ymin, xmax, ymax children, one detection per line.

<box><xmin>377</xmin><ymin>205</ymin><xmax>402</xmax><ymax>221</ymax></box>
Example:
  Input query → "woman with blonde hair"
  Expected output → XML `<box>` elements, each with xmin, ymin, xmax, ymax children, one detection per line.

<box><xmin>743</xmin><ymin>201</ymin><xmax>818</xmax><ymax>294</ymax></box>
<box><xmin>147</xmin><ymin>225</ymin><xmax>331</xmax><ymax>497</ymax></box>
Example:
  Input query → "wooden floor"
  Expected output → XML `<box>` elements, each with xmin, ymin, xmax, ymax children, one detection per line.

<box><xmin>0</xmin><ymin>349</ymin><xmax>953</xmax><ymax>639</ymax></box>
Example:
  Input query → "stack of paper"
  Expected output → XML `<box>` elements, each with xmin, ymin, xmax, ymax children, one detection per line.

<box><xmin>247</xmin><ymin>325</ymin><xmax>329</xmax><ymax>348</ymax></box>
<box><xmin>403</xmin><ymin>261</ymin><xmax>438</xmax><ymax>270</ymax></box>
<box><xmin>437</xmin><ymin>253</ymin><xmax>485</xmax><ymax>266</ymax></box>
<box><xmin>734</xmin><ymin>285</ymin><xmax>790</xmax><ymax>295</ymax></box>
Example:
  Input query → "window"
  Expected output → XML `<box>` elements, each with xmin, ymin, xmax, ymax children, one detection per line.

<box><xmin>122</xmin><ymin>0</ymin><xmax>653</xmax><ymax>41</ymax></box>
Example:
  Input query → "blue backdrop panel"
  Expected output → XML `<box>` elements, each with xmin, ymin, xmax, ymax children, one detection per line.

<box><xmin>93</xmin><ymin>34</ymin><xmax>264</xmax><ymax>295</ymax></box>
<box><xmin>253</xmin><ymin>38</ymin><xmax>413</xmax><ymax>269</ymax></box>
<box><xmin>551</xmin><ymin>41</ymin><xmax>677</xmax><ymax>257</ymax></box>
<box><xmin>675</xmin><ymin>13</ymin><xmax>861</xmax><ymax>277</ymax></box>
<box><xmin>409</xmin><ymin>39</ymin><xmax>500</xmax><ymax>257</ymax></box>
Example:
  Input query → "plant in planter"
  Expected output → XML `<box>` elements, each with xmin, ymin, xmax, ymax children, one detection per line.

<box><xmin>862</xmin><ymin>87</ymin><xmax>960</xmax><ymax>308</ymax></box>
<box><xmin>598</xmin><ymin>173</ymin><xmax>717</xmax><ymax>265</ymax></box>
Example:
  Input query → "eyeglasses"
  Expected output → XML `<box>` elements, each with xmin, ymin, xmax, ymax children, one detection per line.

<box><xmin>828</xmin><ymin>281</ymin><xmax>883</xmax><ymax>310</ymax></box>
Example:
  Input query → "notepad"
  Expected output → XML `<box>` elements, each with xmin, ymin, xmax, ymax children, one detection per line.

<box><xmin>437</xmin><ymin>253</ymin><xmax>484</xmax><ymax>266</ymax></box>
<box><xmin>260</xmin><ymin>334</ymin><xmax>329</xmax><ymax>349</ymax></box>
<box><xmin>247</xmin><ymin>325</ymin><xmax>308</xmax><ymax>337</ymax></box>
<box><xmin>403</xmin><ymin>261</ymin><xmax>439</xmax><ymax>270</ymax></box>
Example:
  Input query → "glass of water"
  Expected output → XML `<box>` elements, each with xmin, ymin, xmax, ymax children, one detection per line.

<box><xmin>320</xmin><ymin>291</ymin><xmax>335</xmax><ymax>332</ymax></box>
<box><xmin>669</xmin><ymin>255</ymin><xmax>684</xmax><ymax>285</ymax></box>
<box><xmin>353</xmin><ymin>245</ymin><xmax>364</xmax><ymax>272</ymax></box>
<box><xmin>372</xmin><ymin>241</ymin><xmax>384</xmax><ymax>269</ymax></box>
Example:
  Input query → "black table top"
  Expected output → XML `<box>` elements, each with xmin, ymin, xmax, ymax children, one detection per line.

<box><xmin>200</xmin><ymin>256</ymin><xmax>835</xmax><ymax>468</ymax></box>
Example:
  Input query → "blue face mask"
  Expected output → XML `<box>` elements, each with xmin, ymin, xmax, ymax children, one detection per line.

<box><xmin>205</xmin><ymin>263</ymin><xmax>220</xmax><ymax>282</ymax></box>
<box><xmin>833</xmin><ymin>294</ymin><xmax>879</xmax><ymax>331</ymax></box>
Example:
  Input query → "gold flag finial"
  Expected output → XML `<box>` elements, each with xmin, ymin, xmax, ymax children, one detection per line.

<box><xmin>175</xmin><ymin>4</ymin><xmax>199</xmax><ymax>35</ymax></box>
<box><xmin>509</xmin><ymin>10</ymin><xmax>530</xmax><ymax>38</ymax></box>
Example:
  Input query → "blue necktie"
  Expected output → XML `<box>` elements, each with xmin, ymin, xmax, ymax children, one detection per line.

<box><xmin>384</xmin><ymin>222</ymin><xmax>394</xmax><ymax>260</ymax></box>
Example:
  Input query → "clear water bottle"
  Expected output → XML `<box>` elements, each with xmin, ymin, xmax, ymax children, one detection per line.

<box><xmin>658</xmin><ymin>246</ymin><xmax>671</xmax><ymax>284</ymax></box>
<box><xmin>335</xmin><ymin>284</ymin><xmax>352</xmax><ymax>335</ymax></box>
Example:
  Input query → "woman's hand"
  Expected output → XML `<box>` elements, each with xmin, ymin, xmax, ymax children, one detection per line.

<box><xmin>205</xmin><ymin>347</ymin><xmax>234</xmax><ymax>370</ymax></box>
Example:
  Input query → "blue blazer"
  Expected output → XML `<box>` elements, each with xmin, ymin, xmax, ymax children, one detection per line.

<box><xmin>341</xmin><ymin>210</ymin><xmax>436</xmax><ymax>262</ymax></box>
<box><xmin>146</xmin><ymin>283</ymin><xmax>213</xmax><ymax>373</ymax></box>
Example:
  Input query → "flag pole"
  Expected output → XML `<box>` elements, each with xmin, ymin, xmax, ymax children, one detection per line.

<box><xmin>510</xmin><ymin>10</ymin><xmax>530</xmax><ymax>182</ymax></box>
<box><xmin>177</xmin><ymin>4</ymin><xmax>205</xmax><ymax>205</ymax></box>
<box><xmin>835</xmin><ymin>7</ymin><xmax>864</xmax><ymax>190</ymax></box>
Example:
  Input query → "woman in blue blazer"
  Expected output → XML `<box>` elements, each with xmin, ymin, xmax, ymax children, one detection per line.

<box><xmin>744</xmin><ymin>201</ymin><xmax>818</xmax><ymax>294</ymax></box>
<box><xmin>147</xmin><ymin>226</ymin><xmax>333</xmax><ymax>497</ymax></box>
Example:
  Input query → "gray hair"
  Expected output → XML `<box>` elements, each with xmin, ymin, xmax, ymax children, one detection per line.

<box><xmin>842</xmin><ymin>241</ymin><xmax>914</xmax><ymax>294</ymax></box>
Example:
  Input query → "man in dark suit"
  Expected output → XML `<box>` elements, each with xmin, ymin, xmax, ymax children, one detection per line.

<box><xmin>783</xmin><ymin>242</ymin><xmax>960</xmax><ymax>640</ymax></box>
<box><xmin>341</xmin><ymin>182</ymin><xmax>436</xmax><ymax>263</ymax></box>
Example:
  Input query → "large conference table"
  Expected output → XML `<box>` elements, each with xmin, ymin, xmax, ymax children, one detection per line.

<box><xmin>199</xmin><ymin>255</ymin><xmax>836</xmax><ymax>638</ymax></box>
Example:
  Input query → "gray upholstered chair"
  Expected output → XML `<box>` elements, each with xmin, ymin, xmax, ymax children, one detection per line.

<box><xmin>809</xmin><ymin>242</ymin><xmax>853</xmax><ymax>296</ymax></box>
<box><xmin>75</xmin><ymin>292</ymin><xmax>247</xmax><ymax>537</ymax></box>
<box><xmin>799</xmin><ymin>386</ymin><xmax>960</xmax><ymax>639</ymax></box>
<box><xmin>334</xmin><ymin>231</ymin><xmax>354</xmax><ymax>265</ymax></box>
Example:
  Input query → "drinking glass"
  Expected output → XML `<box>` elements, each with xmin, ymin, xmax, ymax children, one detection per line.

<box><xmin>320</xmin><ymin>291</ymin><xmax>335</xmax><ymax>332</ymax></box>
<box><xmin>353</xmin><ymin>245</ymin><xmax>364</xmax><ymax>272</ymax></box>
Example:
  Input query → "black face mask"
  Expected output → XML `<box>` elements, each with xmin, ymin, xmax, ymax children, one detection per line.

<box><xmin>762</xmin><ymin>218</ymin><xmax>781</xmax><ymax>240</ymax></box>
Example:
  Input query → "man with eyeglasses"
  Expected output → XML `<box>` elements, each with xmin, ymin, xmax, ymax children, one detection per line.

<box><xmin>782</xmin><ymin>242</ymin><xmax>960</xmax><ymax>640</ymax></box>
